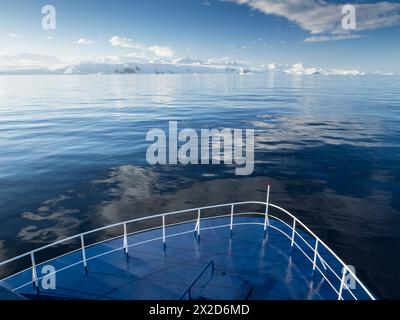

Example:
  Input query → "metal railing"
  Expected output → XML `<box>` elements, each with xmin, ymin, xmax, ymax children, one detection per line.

<box><xmin>179</xmin><ymin>260</ymin><xmax>215</xmax><ymax>300</ymax></box>
<box><xmin>0</xmin><ymin>199</ymin><xmax>375</xmax><ymax>300</ymax></box>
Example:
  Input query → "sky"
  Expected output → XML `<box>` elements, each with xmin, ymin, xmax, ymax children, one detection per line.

<box><xmin>1</xmin><ymin>0</ymin><xmax>400</xmax><ymax>72</ymax></box>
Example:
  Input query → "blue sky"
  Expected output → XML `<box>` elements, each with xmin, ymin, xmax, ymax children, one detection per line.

<box><xmin>1</xmin><ymin>0</ymin><xmax>400</xmax><ymax>72</ymax></box>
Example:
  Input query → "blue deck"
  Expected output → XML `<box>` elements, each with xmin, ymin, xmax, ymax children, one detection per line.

<box><xmin>0</xmin><ymin>216</ymin><xmax>369</xmax><ymax>300</ymax></box>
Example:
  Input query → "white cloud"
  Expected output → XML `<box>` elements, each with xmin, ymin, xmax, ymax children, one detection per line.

<box><xmin>228</xmin><ymin>0</ymin><xmax>400</xmax><ymax>40</ymax></box>
<box><xmin>8</xmin><ymin>33</ymin><xmax>19</xmax><ymax>38</ymax></box>
<box><xmin>109</xmin><ymin>36</ymin><xmax>174</xmax><ymax>59</ymax></box>
<box><xmin>207</xmin><ymin>57</ymin><xmax>237</xmax><ymax>65</ymax></box>
<box><xmin>109</xmin><ymin>36</ymin><xmax>146</xmax><ymax>49</ymax></box>
<box><xmin>0</xmin><ymin>53</ymin><xmax>62</xmax><ymax>69</ymax></box>
<box><xmin>149</xmin><ymin>45</ymin><xmax>174</xmax><ymax>58</ymax></box>
<box><xmin>76</xmin><ymin>38</ymin><xmax>96</xmax><ymax>45</ymax></box>
<box><xmin>304</xmin><ymin>34</ymin><xmax>363</xmax><ymax>43</ymax></box>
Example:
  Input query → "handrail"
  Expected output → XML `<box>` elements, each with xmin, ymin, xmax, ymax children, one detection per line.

<box><xmin>179</xmin><ymin>260</ymin><xmax>215</xmax><ymax>300</ymax></box>
<box><xmin>0</xmin><ymin>200</ymin><xmax>375</xmax><ymax>300</ymax></box>
<box><xmin>268</xmin><ymin>203</ymin><xmax>375</xmax><ymax>300</ymax></box>
<box><xmin>0</xmin><ymin>201</ymin><xmax>265</xmax><ymax>267</ymax></box>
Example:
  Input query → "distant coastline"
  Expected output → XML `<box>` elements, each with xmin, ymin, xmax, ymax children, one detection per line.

<box><xmin>0</xmin><ymin>53</ymin><xmax>396</xmax><ymax>76</ymax></box>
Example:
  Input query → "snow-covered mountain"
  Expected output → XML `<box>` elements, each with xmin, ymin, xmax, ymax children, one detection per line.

<box><xmin>0</xmin><ymin>54</ymin><xmax>253</xmax><ymax>75</ymax></box>
<box><xmin>283</xmin><ymin>63</ymin><xmax>365</xmax><ymax>76</ymax></box>
<box><xmin>0</xmin><ymin>53</ymin><xmax>394</xmax><ymax>76</ymax></box>
<box><xmin>60</xmin><ymin>61</ymin><xmax>250</xmax><ymax>75</ymax></box>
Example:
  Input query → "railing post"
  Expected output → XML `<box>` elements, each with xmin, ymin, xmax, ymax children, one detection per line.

<box><xmin>312</xmin><ymin>239</ymin><xmax>319</xmax><ymax>274</ymax></box>
<box><xmin>123</xmin><ymin>222</ymin><xmax>128</xmax><ymax>256</ymax></box>
<box><xmin>291</xmin><ymin>219</ymin><xmax>296</xmax><ymax>251</ymax></box>
<box><xmin>197</xmin><ymin>209</ymin><xmax>201</xmax><ymax>241</ymax></box>
<box><xmin>230</xmin><ymin>204</ymin><xmax>234</xmax><ymax>237</ymax></box>
<box><xmin>338</xmin><ymin>266</ymin><xmax>347</xmax><ymax>300</ymax></box>
<box><xmin>30</xmin><ymin>252</ymin><xmax>39</xmax><ymax>292</ymax></box>
<box><xmin>263</xmin><ymin>183</ymin><xmax>270</xmax><ymax>237</ymax></box>
<box><xmin>80</xmin><ymin>234</ymin><xmax>88</xmax><ymax>272</ymax></box>
<box><xmin>162</xmin><ymin>215</ymin><xmax>166</xmax><ymax>251</ymax></box>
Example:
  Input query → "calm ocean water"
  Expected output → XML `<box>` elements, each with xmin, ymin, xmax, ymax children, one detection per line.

<box><xmin>0</xmin><ymin>74</ymin><xmax>399</xmax><ymax>298</ymax></box>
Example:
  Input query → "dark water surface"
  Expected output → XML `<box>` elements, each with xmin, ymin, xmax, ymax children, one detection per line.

<box><xmin>0</xmin><ymin>74</ymin><xmax>399</xmax><ymax>298</ymax></box>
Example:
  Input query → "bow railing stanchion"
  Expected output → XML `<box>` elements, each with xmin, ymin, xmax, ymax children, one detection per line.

<box><xmin>312</xmin><ymin>239</ymin><xmax>319</xmax><ymax>275</ymax></box>
<box><xmin>80</xmin><ymin>234</ymin><xmax>87</xmax><ymax>272</ymax></box>
<box><xmin>30</xmin><ymin>252</ymin><xmax>39</xmax><ymax>292</ymax></box>
<box><xmin>264</xmin><ymin>183</ymin><xmax>270</xmax><ymax>237</ymax></box>
<box><xmin>230</xmin><ymin>204</ymin><xmax>234</xmax><ymax>237</ymax></box>
<box><xmin>291</xmin><ymin>218</ymin><xmax>296</xmax><ymax>251</ymax></box>
<box><xmin>162</xmin><ymin>215</ymin><xmax>166</xmax><ymax>251</ymax></box>
<box><xmin>123</xmin><ymin>222</ymin><xmax>128</xmax><ymax>256</ymax></box>
<box><xmin>196</xmin><ymin>209</ymin><xmax>201</xmax><ymax>241</ymax></box>
<box><xmin>338</xmin><ymin>266</ymin><xmax>347</xmax><ymax>300</ymax></box>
